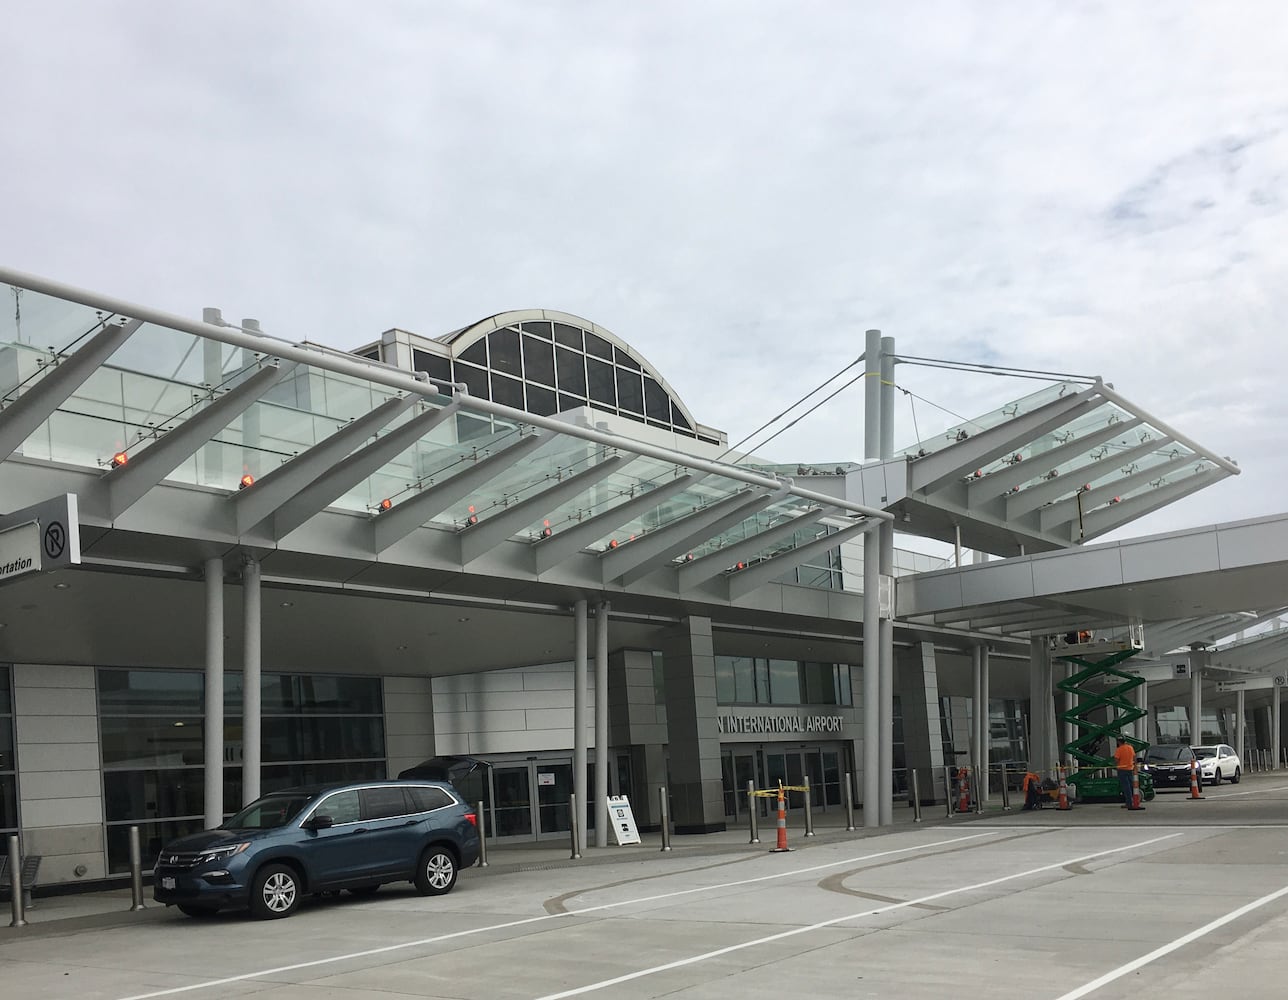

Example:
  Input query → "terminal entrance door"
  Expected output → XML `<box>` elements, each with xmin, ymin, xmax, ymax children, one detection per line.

<box><xmin>722</xmin><ymin>746</ymin><xmax>845</xmax><ymax>819</ymax></box>
<box><xmin>487</xmin><ymin>757</ymin><xmax>600</xmax><ymax>842</ymax></box>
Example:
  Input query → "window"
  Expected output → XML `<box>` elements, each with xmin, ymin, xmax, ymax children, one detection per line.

<box><xmin>490</xmin><ymin>372</ymin><xmax>525</xmax><ymax>409</ymax></box>
<box><xmin>769</xmin><ymin>659</ymin><xmax>801</xmax><ymax>704</ymax></box>
<box><xmin>459</xmin><ymin>338</ymin><xmax>487</xmax><ymax>365</ymax></box>
<box><xmin>585</xmin><ymin>331</ymin><xmax>614</xmax><ymax>360</ymax></box>
<box><xmin>553</xmin><ymin>322</ymin><xmax>582</xmax><ymax>349</ymax></box>
<box><xmin>0</xmin><ymin>665</ymin><xmax>14</xmax><ymax>837</ymax></box>
<box><xmin>521</xmin><ymin>320</ymin><xmax>553</xmax><ymax>339</ymax></box>
<box><xmin>454</xmin><ymin>363</ymin><xmax>490</xmax><ymax>400</ymax></box>
<box><xmin>586</xmin><ymin>357</ymin><xmax>616</xmax><ymax>406</ymax></box>
<box><xmin>487</xmin><ymin>328</ymin><xmax>522</xmax><ymax>377</ymax></box>
<box><xmin>408</xmin><ymin>785</ymin><xmax>453</xmax><ymax>812</ymax></box>
<box><xmin>98</xmin><ymin>668</ymin><xmax>385</xmax><ymax>874</ymax></box>
<box><xmin>616</xmin><ymin>368</ymin><xmax>644</xmax><ymax>414</ymax></box>
<box><xmin>522</xmin><ymin>335</ymin><xmax>555</xmax><ymax>387</ymax></box>
<box><xmin>715</xmin><ymin>657</ymin><xmax>853</xmax><ymax>706</ymax></box>
<box><xmin>361</xmin><ymin>786</ymin><xmax>410</xmax><ymax>820</ymax></box>
<box><xmin>313</xmin><ymin>789</ymin><xmax>361</xmax><ymax>824</ymax></box>
<box><xmin>556</xmin><ymin>347</ymin><xmax>587</xmax><ymax>395</ymax></box>
<box><xmin>412</xmin><ymin>350</ymin><xmax>452</xmax><ymax>383</ymax></box>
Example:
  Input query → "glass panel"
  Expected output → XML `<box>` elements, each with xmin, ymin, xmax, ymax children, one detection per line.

<box><xmin>587</xmin><ymin>359</ymin><xmax>615</xmax><ymax>406</ymax></box>
<box><xmin>786</xmin><ymin>753</ymin><xmax>805</xmax><ymax>808</ymax></box>
<box><xmin>108</xmin><ymin>818</ymin><xmax>206</xmax><ymax>874</ymax></box>
<box><xmin>0</xmin><ymin>774</ymin><xmax>17</xmax><ymax>833</ymax></box>
<box><xmin>755</xmin><ymin>659</ymin><xmax>771</xmax><ymax>703</ymax></box>
<box><xmin>536</xmin><ymin>763</ymin><xmax>573</xmax><ymax>835</ymax></box>
<box><xmin>491</xmin><ymin>372</ymin><xmax>525</xmax><ymax>409</ymax></box>
<box><xmin>0</xmin><ymin>718</ymin><xmax>13</xmax><ymax>772</ymax></box>
<box><xmin>522</xmin><ymin>320</ymin><xmax>553</xmax><ymax>339</ymax></box>
<box><xmin>459</xmin><ymin>338</ymin><xmax>487</xmax><ymax>365</ymax></box>
<box><xmin>488</xmin><ymin>328</ymin><xmax>522</xmax><ymax>377</ymax></box>
<box><xmin>104</xmin><ymin>768</ymin><xmax>205</xmax><ymax>823</ymax></box>
<box><xmin>822</xmin><ymin>751</ymin><xmax>841</xmax><ymax>807</ymax></box>
<box><xmin>643</xmin><ymin>377</ymin><xmax>670</xmax><ymax>422</ymax></box>
<box><xmin>721</xmin><ymin>753</ymin><xmax>736</xmax><ymax>816</ymax></box>
<box><xmin>0</xmin><ymin>664</ymin><xmax>11</xmax><ymax>714</ymax></box>
<box><xmin>552</xmin><ymin>322</ymin><xmax>582</xmax><ymax>349</ymax></box>
<box><xmin>454</xmin><ymin>362</ymin><xmax>490</xmax><ymax>400</ymax></box>
<box><xmin>769</xmin><ymin>659</ymin><xmax>802</xmax><ymax>704</ymax></box>
<box><xmin>558</xmin><ymin>392</ymin><xmax>585</xmax><ymax>412</ymax></box>
<box><xmin>556</xmin><ymin>346</ymin><xmax>587</xmax><ymax>395</ymax></box>
<box><xmin>734</xmin><ymin>754</ymin><xmax>756</xmax><ymax>814</ymax></box>
<box><xmin>716</xmin><ymin>656</ymin><xmax>736</xmax><ymax>704</ymax></box>
<box><xmin>413</xmin><ymin>350</ymin><xmax>452</xmax><ymax>383</ymax></box>
<box><xmin>259</xmin><ymin>674</ymin><xmax>382</xmax><ymax>714</ymax></box>
<box><xmin>613</xmin><ymin>346</ymin><xmax>641</xmax><ymax>371</ymax></box>
<box><xmin>493</xmin><ymin>766</ymin><xmax>533</xmax><ymax>837</ymax></box>
<box><xmin>522</xmin><ymin>335</ymin><xmax>555</xmax><ymax>387</ymax></box>
<box><xmin>262</xmin><ymin>716</ymin><xmax>384</xmax><ymax>761</ymax></box>
<box><xmin>1</xmin><ymin>283</ymin><xmax>119</xmax><ymax>359</ymax></box>
<box><xmin>99</xmin><ymin>667</ymin><xmax>205</xmax><ymax>715</ymax></box>
<box><xmin>836</xmin><ymin>664</ymin><xmax>853</xmax><ymax>707</ymax></box>
<box><xmin>315</xmin><ymin>789</ymin><xmax>362</xmax><ymax>824</ymax></box>
<box><xmin>526</xmin><ymin>384</ymin><xmax>557</xmax><ymax>416</ymax></box>
<box><xmin>616</xmin><ymin>368</ymin><xmax>644</xmax><ymax>414</ymax></box>
<box><xmin>585</xmin><ymin>332</ymin><xmax>614</xmax><ymax>361</ymax></box>
<box><xmin>101</xmin><ymin>716</ymin><xmax>205</xmax><ymax>767</ymax></box>
<box><xmin>361</xmin><ymin>786</ymin><xmax>411</xmax><ymax>820</ymax></box>
<box><xmin>671</xmin><ymin>402</ymin><xmax>692</xmax><ymax>430</ymax></box>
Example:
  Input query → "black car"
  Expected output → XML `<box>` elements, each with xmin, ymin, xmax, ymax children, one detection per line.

<box><xmin>153</xmin><ymin>780</ymin><xmax>480</xmax><ymax>919</ymax></box>
<box><xmin>1139</xmin><ymin>745</ymin><xmax>1203</xmax><ymax>790</ymax></box>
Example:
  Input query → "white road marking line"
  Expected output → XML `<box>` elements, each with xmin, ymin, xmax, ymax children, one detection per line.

<box><xmin>1052</xmin><ymin>882</ymin><xmax>1288</xmax><ymax>1000</ymax></box>
<box><xmin>1208</xmin><ymin>782</ymin><xmax>1288</xmax><ymax>798</ymax></box>
<box><xmin>527</xmin><ymin>833</ymin><xmax>1183</xmax><ymax>1000</ymax></box>
<box><xmin>114</xmin><ymin>831</ymin><xmax>999</xmax><ymax>1000</ymax></box>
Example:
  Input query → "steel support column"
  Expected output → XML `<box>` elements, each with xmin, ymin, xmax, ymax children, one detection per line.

<box><xmin>878</xmin><ymin>334</ymin><xmax>895</xmax><ymax>827</ymax></box>
<box><xmin>594</xmin><ymin>601</ymin><xmax>610</xmax><ymax>848</ymax></box>
<box><xmin>573</xmin><ymin>600</ymin><xmax>588</xmax><ymax>853</ymax></box>
<box><xmin>861</xmin><ymin>328</ymin><xmax>881</xmax><ymax>827</ymax></box>
<box><xmin>1189</xmin><ymin>647</ymin><xmax>1205</xmax><ymax>743</ymax></box>
<box><xmin>204</xmin><ymin>558</ymin><xmax>224</xmax><ymax>828</ymax></box>
<box><xmin>980</xmin><ymin>645</ymin><xmax>990</xmax><ymax>803</ymax></box>
<box><xmin>241</xmin><ymin>556</ymin><xmax>261</xmax><ymax>806</ymax></box>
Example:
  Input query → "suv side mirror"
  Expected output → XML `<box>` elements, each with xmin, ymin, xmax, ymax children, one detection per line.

<box><xmin>304</xmin><ymin>814</ymin><xmax>334</xmax><ymax>830</ymax></box>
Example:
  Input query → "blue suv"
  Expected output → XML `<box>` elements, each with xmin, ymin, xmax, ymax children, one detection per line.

<box><xmin>153</xmin><ymin>780</ymin><xmax>480</xmax><ymax>919</ymax></box>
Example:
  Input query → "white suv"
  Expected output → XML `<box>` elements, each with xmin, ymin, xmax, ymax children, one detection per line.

<box><xmin>1192</xmin><ymin>744</ymin><xmax>1241</xmax><ymax>785</ymax></box>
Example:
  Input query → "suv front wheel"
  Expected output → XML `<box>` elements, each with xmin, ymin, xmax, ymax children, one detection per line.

<box><xmin>250</xmin><ymin>863</ymin><xmax>301</xmax><ymax>919</ymax></box>
<box><xmin>414</xmin><ymin>846</ymin><xmax>458</xmax><ymax>896</ymax></box>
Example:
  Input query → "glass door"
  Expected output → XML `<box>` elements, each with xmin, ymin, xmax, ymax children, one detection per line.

<box><xmin>535</xmin><ymin>762</ymin><xmax>573</xmax><ymax>840</ymax></box>
<box><xmin>492</xmin><ymin>765</ymin><xmax>533</xmax><ymax>838</ymax></box>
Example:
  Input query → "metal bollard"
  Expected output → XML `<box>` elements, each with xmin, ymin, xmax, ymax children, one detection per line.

<box><xmin>569</xmin><ymin>793</ymin><xmax>581</xmax><ymax>860</ymax></box>
<box><xmin>974</xmin><ymin>769</ymin><xmax>984</xmax><ymax>814</ymax></box>
<box><xmin>476</xmin><ymin>801</ymin><xmax>489</xmax><ymax>867</ymax></box>
<box><xmin>803</xmin><ymin>776</ymin><xmax>815</xmax><ymax>837</ymax></box>
<box><xmin>659</xmin><ymin>786</ymin><xmax>672</xmax><ymax>852</ymax></box>
<box><xmin>1001</xmin><ymin>764</ymin><xmax>1011</xmax><ymax>811</ymax></box>
<box><xmin>910</xmin><ymin>768</ymin><xmax>922</xmax><ymax>823</ymax></box>
<box><xmin>945</xmin><ymin>766</ymin><xmax>955</xmax><ymax>819</ymax></box>
<box><xmin>843</xmin><ymin>771</ymin><xmax>856</xmax><ymax>831</ymax></box>
<box><xmin>8</xmin><ymin>835</ymin><xmax>25</xmax><ymax>928</ymax></box>
<box><xmin>747</xmin><ymin>780</ymin><xmax>760</xmax><ymax>844</ymax></box>
<box><xmin>128</xmin><ymin>825</ymin><xmax>146</xmax><ymax>911</ymax></box>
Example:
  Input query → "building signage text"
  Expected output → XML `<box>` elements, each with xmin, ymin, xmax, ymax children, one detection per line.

<box><xmin>717</xmin><ymin>714</ymin><xmax>844</xmax><ymax>735</ymax></box>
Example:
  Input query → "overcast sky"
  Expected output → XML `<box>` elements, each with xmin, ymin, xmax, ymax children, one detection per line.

<box><xmin>4</xmin><ymin>2</ymin><xmax>1286</xmax><ymax>544</ymax></box>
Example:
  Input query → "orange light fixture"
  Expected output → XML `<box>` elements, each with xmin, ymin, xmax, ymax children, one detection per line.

<box><xmin>379</xmin><ymin>498</ymin><xmax>392</xmax><ymax>511</ymax></box>
<box><xmin>239</xmin><ymin>473</ymin><xmax>254</xmax><ymax>490</ymax></box>
<box><xmin>111</xmin><ymin>451</ymin><xmax>128</xmax><ymax>468</ymax></box>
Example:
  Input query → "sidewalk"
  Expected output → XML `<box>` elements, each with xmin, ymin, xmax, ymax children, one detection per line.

<box><xmin>1</xmin><ymin>801</ymin><xmax>975</xmax><ymax>937</ymax></box>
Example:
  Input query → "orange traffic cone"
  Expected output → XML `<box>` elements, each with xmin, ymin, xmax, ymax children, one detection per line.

<box><xmin>1130</xmin><ymin>767</ymin><xmax>1144</xmax><ymax>810</ymax></box>
<box><xmin>1057</xmin><ymin>768</ymin><xmax>1070</xmax><ymax>810</ymax></box>
<box><xmin>956</xmin><ymin>767</ymin><xmax>971</xmax><ymax>813</ymax></box>
<box><xmin>771</xmin><ymin>784</ymin><xmax>791</xmax><ymax>852</ymax></box>
<box><xmin>1188</xmin><ymin>758</ymin><xmax>1204</xmax><ymax>800</ymax></box>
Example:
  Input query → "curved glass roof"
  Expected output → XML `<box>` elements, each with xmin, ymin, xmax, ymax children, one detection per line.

<box><xmin>410</xmin><ymin>309</ymin><xmax>712</xmax><ymax>445</ymax></box>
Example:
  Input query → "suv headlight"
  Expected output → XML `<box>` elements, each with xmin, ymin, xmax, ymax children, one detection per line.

<box><xmin>200</xmin><ymin>843</ymin><xmax>250</xmax><ymax>863</ymax></box>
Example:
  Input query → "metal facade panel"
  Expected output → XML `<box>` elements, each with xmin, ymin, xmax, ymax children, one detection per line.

<box><xmin>1030</xmin><ymin>545</ymin><xmax>1126</xmax><ymax>594</ymax></box>
<box><xmin>1216</xmin><ymin>516</ymin><xmax>1288</xmax><ymax>569</ymax></box>
<box><xmin>1119</xmin><ymin>528</ymin><xmax>1222</xmax><ymax>583</ymax></box>
<box><xmin>895</xmin><ymin>570</ymin><xmax>967</xmax><ymax>618</ymax></box>
<box><xmin>959</xmin><ymin>560</ymin><xmax>1038</xmax><ymax>607</ymax></box>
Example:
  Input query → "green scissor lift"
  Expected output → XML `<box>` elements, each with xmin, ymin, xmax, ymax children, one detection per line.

<box><xmin>1054</xmin><ymin>629</ymin><xmax>1156</xmax><ymax>803</ymax></box>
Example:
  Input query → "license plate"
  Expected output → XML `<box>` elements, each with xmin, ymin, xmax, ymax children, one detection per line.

<box><xmin>161</xmin><ymin>877</ymin><xmax>176</xmax><ymax>890</ymax></box>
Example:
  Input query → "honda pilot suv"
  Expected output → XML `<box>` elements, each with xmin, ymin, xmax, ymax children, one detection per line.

<box><xmin>153</xmin><ymin>780</ymin><xmax>480</xmax><ymax>919</ymax></box>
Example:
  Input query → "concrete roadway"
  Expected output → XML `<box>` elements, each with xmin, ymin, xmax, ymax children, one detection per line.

<box><xmin>4</xmin><ymin>774</ymin><xmax>1288</xmax><ymax>1000</ymax></box>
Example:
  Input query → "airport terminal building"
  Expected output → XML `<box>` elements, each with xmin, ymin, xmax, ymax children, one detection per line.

<box><xmin>1</xmin><ymin>268</ymin><xmax>1284</xmax><ymax>890</ymax></box>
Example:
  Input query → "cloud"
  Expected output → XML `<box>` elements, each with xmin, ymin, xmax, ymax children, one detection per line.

<box><xmin>2</xmin><ymin>1</ymin><xmax>1287</xmax><ymax>543</ymax></box>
